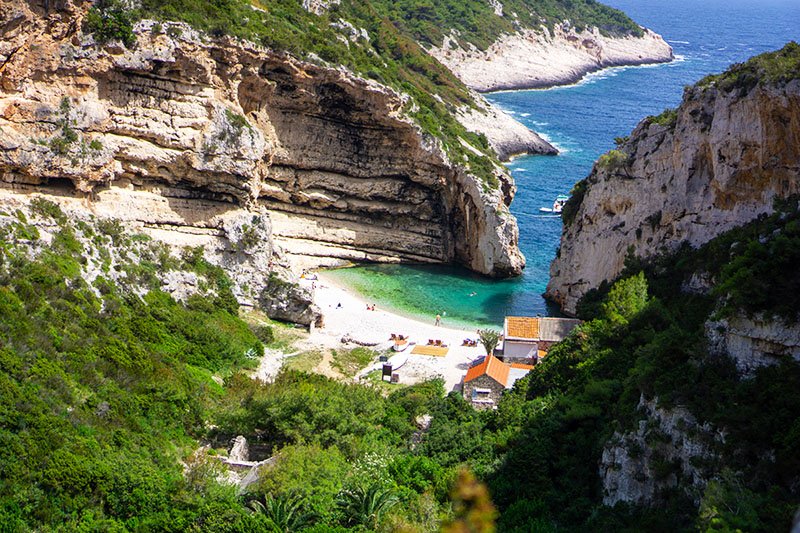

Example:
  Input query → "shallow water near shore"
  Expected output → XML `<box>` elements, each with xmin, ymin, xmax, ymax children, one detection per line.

<box><xmin>327</xmin><ymin>0</ymin><xmax>800</xmax><ymax>328</ymax></box>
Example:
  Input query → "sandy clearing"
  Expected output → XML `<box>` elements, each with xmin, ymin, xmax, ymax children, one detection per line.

<box><xmin>306</xmin><ymin>273</ymin><xmax>493</xmax><ymax>392</ymax></box>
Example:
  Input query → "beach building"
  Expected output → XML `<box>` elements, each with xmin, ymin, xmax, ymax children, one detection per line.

<box><xmin>499</xmin><ymin>316</ymin><xmax>582</xmax><ymax>364</ymax></box>
<box><xmin>462</xmin><ymin>355</ymin><xmax>534</xmax><ymax>409</ymax></box>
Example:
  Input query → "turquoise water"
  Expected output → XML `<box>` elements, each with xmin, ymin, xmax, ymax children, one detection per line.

<box><xmin>327</xmin><ymin>0</ymin><xmax>800</xmax><ymax>327</ymax></box>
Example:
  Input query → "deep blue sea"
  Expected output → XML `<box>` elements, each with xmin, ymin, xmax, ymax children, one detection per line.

<box><xmin>328</xmin><ymin>0</ymin><xmax>800</xmax><ymax>329</ymax></box>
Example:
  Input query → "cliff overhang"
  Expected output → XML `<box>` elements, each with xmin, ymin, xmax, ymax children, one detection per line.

<box><xmin>0</xmin><ymin>0</ymin><xmax>525</xmax><ymax>285</ymax></box>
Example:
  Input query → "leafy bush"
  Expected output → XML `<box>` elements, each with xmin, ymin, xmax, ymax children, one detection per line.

<box><xmin>561</xmin><ymin>178</ymin><xmax>587</xmax><ymax>226</ymax></box>
<box><xmin>84</xmin><ymin>0</ymin><xmax>138</xmax><ymax>48</ymax></box>
<box><xmin>697</xmin><ymin>41</ymin><xmax>800</xmax><ymax>94</ymax></box>
<box><xmin>648</xmin><ymin>107</ymin><xmax>678</xmax><ymax>128</ymax></box>
<box><xmin>596</xmin><ymin>149</ymin><xmax>630</xmax><ymax>172</ymax></box>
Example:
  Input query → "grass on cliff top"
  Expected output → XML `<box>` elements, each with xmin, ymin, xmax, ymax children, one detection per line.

<box><xmin>369</xmin><ymin>0</ymin><xmax>642</xmax><ymax>50</ymax></box>
<box><xmin>698</xmin><ymin>41</ymin><xmax>800</xmax><ymax>94</ymax></box>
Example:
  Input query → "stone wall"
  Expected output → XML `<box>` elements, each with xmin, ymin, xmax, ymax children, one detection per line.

<box><xmin>463</xmin><ymin>375</ymin><xmax>505</xmax><ymax>409</ymax></box>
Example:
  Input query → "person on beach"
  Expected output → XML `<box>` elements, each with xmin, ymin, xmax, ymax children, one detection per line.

<box><xmin>434</xmin><ymin>314</ymin><xmax>441</xmax><ymax>326</ymax></box>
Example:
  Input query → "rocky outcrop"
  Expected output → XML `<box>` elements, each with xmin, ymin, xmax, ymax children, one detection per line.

<box><xmin>706</xmin><ymin>315</ymin><xmax>800</xmax><ymax>378</ymax></box>
<box><xmin>0</xmin><ymin>0</ymin><xmax>524</xmax><ymax>285</ymax></box>
<box><xmin>0</xmin><ymin>186</ymin><xmax>322</xmax><ymax>325</ymax></box>
<box><xmin>457</xmin><ymin>95</ymin><xmax>557</xmax><ymax>160</ymax></box>
<box><xmin>430</xmin><ymin>24</ymin><xmax>673</xmax><ymax>92</ymax></box>
<box><xmin>600</xmin><ymin>395</ymin><xmax>720</xmax><ymax>506</ymax></box>
<box><xmin>548</xmin><ymin>76</ymin><xmax>800</xmax><ymax>315</ymax></box>
<box><xmin>228</xmin><ymin>436</ymin><xmax>250</xmax><ymax>462</ymax></box>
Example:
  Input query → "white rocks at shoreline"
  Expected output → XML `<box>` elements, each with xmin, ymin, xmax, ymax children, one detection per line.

<box><xmin>430</xmin><ymin>26</ymin><xmax>673</xmax><ymax>93</ymax></box>
<box><xmin>457</xmin><ymin>95</ymin><xmax>558</xmax><ymax>160</ymax></box>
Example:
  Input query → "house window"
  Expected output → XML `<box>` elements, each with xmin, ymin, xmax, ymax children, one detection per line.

<box><xmin>472</xmin><ymin>387</ymin><xmax>494</xmax><ymax>404</ymax></box>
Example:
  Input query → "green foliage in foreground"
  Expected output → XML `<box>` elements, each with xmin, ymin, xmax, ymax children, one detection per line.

<box><xmin>0</xmin><ymin>212</ymin><xmax>264</xmax><ymax>529</ymax></box>
<box><xmin>698</xmin><ymin>40</ymin><xmax>800</xmax><ymax>94</ymax></box>
<box><xmin>3</xmin><ymin>196</ymin><xmax>798</xmax><ymax>531</ymax></box>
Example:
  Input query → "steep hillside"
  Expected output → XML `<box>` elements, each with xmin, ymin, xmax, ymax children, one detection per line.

<box><xmin>548</xmin><ymin>43</ymin><xmax>800</xmax><ymax>315</ymax></box>
<box><xmin>485</xmin><ymin>44</ymin><xmax>800</xmax><ymax>530</ymax></box>
<box><xmin>0</xmin><ymin>0</ymin><xmax>525</xmax><ymax>281</ymax></box>
<box><xmin>430</xmin><ymin>25</ymin><xmax>672</xmax><ymax>92</ymax></box>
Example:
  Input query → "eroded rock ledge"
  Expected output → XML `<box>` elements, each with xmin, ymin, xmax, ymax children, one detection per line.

<box><xmin>0</xmin><ymin>0</ymin><xmax>525</xmax><ymax>285</ymax></box>
<box><xmin>430</xmin><ymin>25</ymin><xmax>673</xmax><ymax>93</ymax></box>
<box><xmin>547</xmin><ymin>77</ymin><xmax>800</xmax><ymax>315</ymax></box>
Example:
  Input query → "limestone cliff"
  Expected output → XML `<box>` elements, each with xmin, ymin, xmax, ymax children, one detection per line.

<box><xmin>0</xmin><ymin>0</ymin><xmax>525</xmax><ymax>302</ymax></box>
<box><xmin>457</xmin><ymin>95</ymin><xmax>558</xmax><ymax>160</ymax></box>
<box><xmin>706</xmin><ymin>315</ymin><xmax>800</xmax><ymax>378</ymax></box>
<box><xmin>430</xmin><ymin>24</ymin><xmax>673</xmax><ymax>92</ymax></box>
<box><xmin>548</xmin><ymin>66</ymin><xmax>800</xmax><ymax>315</ymax></box>
<box><xmin>600</xmin><ymin>395</ymin><xmax>721</xmax><ymax>507</ymax></box>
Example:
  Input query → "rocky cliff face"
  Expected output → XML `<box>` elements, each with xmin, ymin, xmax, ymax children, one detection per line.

<box><xmin>457</xmin><ymin>96</ymin><xmax>558</xmax><ymax>160</ymax></box>
<box><xmin>548</xmin><ymin>78</ymin><xmax>800</xmax><ymax>315</ymax></box>
<box><xmin>430</xmin><ymin>24</ymin><xmax>673</xmax><ymax>92</ymax></box>
<box><xmin>0</xmin><ymin>0</ymin><xmax>524</xmax><ymax>294</ymax></box>
<box><xmin>600</xmin><ymin>395</ymin><xmax>720</xmax><ymax>506</ymax></box>
<box><xmin>706</xmin><ymin>315</ymin><xmax>800</xmax><ymax>378</ymax></box>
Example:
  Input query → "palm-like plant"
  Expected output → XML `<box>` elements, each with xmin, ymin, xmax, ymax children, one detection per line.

<box><xmin>249</xmin><ymin>493</ymin><xmax>316</xmax><ymax>533</ymax></box>
<box><xmin>337</xmin><ymin>483</ymin><xmax>399</xmax><ymax>529</ymax></box>
<box><xmin>477</xmin><ymin>328</ymin><xmax>501</xmax><ymax>356</ymax></box>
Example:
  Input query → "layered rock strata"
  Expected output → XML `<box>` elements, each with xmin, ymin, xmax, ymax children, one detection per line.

<box><xmin>0</xmin><ymin>0</ymin><xmax>525</xmax><ymax>282</ymax></box>
<box><xmin>430</xmin><ymin>24</ymin><xmax>673</xmax><ymax>92</ymax></box>
<box><xmin>548</xmin><ymin>78</ymin><xmax>800</xmax><ymax>315</ymax></box>
<box><xmin>706</xmin><ymin>315</ymin><xmax>800</xmax><ymax>378</ymax></box>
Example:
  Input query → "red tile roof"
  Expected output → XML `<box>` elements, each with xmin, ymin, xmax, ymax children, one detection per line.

<box><xmin>505</xmin><ymin>316</ymin><xmax>539</xmax><ymax>340</ymax></box>
<box><xmin>464</xmin><ymin>355</ymin><xmax>510</xmax><ymax>386</ymax></box>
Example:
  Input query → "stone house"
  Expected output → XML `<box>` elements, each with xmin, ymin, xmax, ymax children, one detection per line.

<box><xmin>463</xmin><ymin>355</ymin><xmax>533</xmax><ymax>409</ymax></box>
<box><xmin>499</xmin><ymin>316</ymin><xmax>582</xmax><ymax>364</ymax></box>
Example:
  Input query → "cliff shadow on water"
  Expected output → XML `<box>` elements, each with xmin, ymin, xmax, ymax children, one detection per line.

<box><xmin>325</xmin><ymin>263</ymin><xmax>564</xmax><ymax>328</ymax></box>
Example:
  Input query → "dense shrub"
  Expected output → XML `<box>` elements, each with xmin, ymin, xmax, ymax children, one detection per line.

<box><xmin>84</xmin><ymin>0</ymin><xmax>138</xmax><ymax>47</ymax></box>
<box><xmin>698</xmin><ymin>41</ymin><xmax>800</xmax><ymax>94</ymax></box>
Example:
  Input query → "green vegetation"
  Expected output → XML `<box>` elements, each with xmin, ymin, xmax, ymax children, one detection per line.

<box><xmin>369</xmin><ymin>0</ymin><xmax>642</xmax><ymax>50</ymax></box>
<box><xmin>0</xmin><ymin>209</ymin><xmax>263</xmax><ymax>529</ymax></box>
<box><xmin>48</xmin><ymin>97</ymin><xmax>79</xmax><ymax>156</ymax></box>
<box><xmin>560</xmin><ymin>177</ymin><xmax>588</xmax><ymax>226</ymax></box>
<box><xmin>84</xmin><ymin>0</ymin><xmax>137</xmax><ymax>47</ymax></box>
<box><xmin>2</xmin><ymin>194</ymin><xmax>798</xmax><ymax>530</ymax></box>
<box><xmin>676</xmin><ymin>196</ymin><xmax>800</xmax><ymax>321</ymax></box>
<box><xmin>698</xmin><ymin>41</ymin><xmax>800</xmax><ymax>94</ymax></box>
<box><xmin>332</xmin><ymin>347</ymin><xmax>377</xmax><ymax>375</ymax></box>
<box><xmin>596</xmin><ymin>148</ymin><xmax>630</xmax><ymax>172</ymax></box>
<box><xmin>283</xmin><ymin>349</ymin><xmax>324</xmax><ymax>373</ymax></box>
<box><xmin>647</xmin><ymin>107</ymin><xmax>678</xmax><ymax>128</ymax></box>
<box><xmin>477</xmin><ymin>328</ymin><xmax>501</xmax><ymax>355</ymax></box>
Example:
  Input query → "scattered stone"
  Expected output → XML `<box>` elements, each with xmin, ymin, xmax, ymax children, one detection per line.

<box><xmin>228</xmin><ymin>436</ymin><xmax>249</xmax><ymax>462</ymax></box>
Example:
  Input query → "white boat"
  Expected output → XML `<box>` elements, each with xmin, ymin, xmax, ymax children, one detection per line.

<box><xmin>392</xmin><ymin>338</ymin><xmax>410</xmax><ymax>352</ymax></box>
<box><xmin>539</xmin><ymin>194</ymin><xmax>569</xmax><ymax>214</ymax></box>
